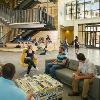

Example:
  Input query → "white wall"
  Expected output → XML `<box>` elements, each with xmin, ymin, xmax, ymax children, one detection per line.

<box><xmin>32</xmin><ymin>30</ymin><xmax>60</xmax><ymax>50</ymax></box>
<box><xmin>32</xmin><ymin>30</ymin><xmax>59</xmax><ymax>44</ymax></box>
<box><xmin>58</xmin><ymin>0</ymin><xmax>100</xmax><ymax>39</ymax></box>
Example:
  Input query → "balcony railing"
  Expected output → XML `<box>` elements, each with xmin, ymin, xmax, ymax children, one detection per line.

<box><xmin>0</xmin><ymin>4</ymin><xmax>54</xmax><ymax>27</ymax></box>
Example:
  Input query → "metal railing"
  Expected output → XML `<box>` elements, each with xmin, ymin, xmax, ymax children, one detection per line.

<box><xmin>0</xmin><ymin>32</ymin><xmax>8</xmax><ymax>46</ymax></box>
<box><xmin>0</xmin><ymin>4</ymin><xmax>54</xmax><ymax>27</ymax></box>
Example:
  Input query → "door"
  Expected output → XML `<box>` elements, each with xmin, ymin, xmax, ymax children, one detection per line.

<box><xmin>85</xmin><ymin>29</ymin><xmax>100</xmax><ymax>48</ymax></box>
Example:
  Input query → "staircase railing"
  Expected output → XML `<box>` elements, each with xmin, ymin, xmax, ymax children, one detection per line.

<box><xmin>0</xmin><ymin>4</ymin><xmax>55</xmax><ymax>27</ymax></box>
<box><xmin>0</xmin><ymin>32</ymin><xmax>8</xmax><ymax>46</ymax></box>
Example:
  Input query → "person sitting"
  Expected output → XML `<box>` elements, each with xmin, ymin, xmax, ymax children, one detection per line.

<box><xmin>45</xmin><ymin>46</ymin><xmax>69</xmax><ymax>78</ymax></box>
<box><xmin>27</xmin><ymin>37</ymin><xmax>31</xmax><ymax>42</ymax></box>
<box><xmin>68</xmin><ymin>53</ymin><xmax>97</xmax><ymax>100</ymax></box>
<box><xmin>20</xmin><ymin>45</ymin><xmax>38</xmax><ymax>75</ymax></box>
<box><xmin>0</xmin><ymin>63</ymin><xmax>34</xmax><ymax>100</ymax></box>
<box><xmin>18</xmin><ymin>36</ymin><xmax>23</xmax><ymax>44</ymax></box>
<box><xmin>15</xmin><ymin>42</ymin><xmax>21</xmax><ymax>48</ymax></box>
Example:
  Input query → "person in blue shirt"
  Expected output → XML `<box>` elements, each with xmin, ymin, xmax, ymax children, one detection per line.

<box><xmin>18</xmin><ymin>36</ymin><xmax>23</xmax><ymax>43</ymax></box>
<box><xmin>27</xmin><ymin>37</ymin><xmax>31</xmax><ymax>42</ymax></box>
<box><xmin>0</xmin><ymin>63</ymin><xmax>33</xmax><ymax>100</ymax></box>
<box><xmin>45</xmin><ymin>46</ymin><xmax>69</xmax><ymax>78</ymax></box>
<box><xmin>63</xmin><ymin>39</ymin><xmax>68</xmax><ymax>53</ymax></box>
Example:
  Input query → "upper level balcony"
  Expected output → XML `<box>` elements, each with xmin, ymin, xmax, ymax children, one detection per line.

<box><xmin>0</xmin><ymin>4</ymin><xmax>55</xmax><ymax>29</ymax></box>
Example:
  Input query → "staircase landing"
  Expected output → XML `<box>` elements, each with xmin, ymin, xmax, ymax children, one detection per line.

<box><xmin>9</xmin><ymin>22</ymin><xmax>46</xmax><ymax>28</ymax></box>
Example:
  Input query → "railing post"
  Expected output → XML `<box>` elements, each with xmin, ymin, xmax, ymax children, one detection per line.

<box><xmin>47</xmin><ymin>0</ymin><xmax>49</xmax><ymax>23</ymax></box>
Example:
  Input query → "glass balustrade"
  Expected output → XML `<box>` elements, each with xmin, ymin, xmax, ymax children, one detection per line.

<box><xmin>0</xmin><ymin>4</ymin><xmax>54</xmax><ymax>27</ymax></box>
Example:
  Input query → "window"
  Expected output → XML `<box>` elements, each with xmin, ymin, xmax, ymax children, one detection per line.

<box><xmin>65</xmin><ymin>0</ymin><xmax>100</xmax><ymax>20</ymax></box>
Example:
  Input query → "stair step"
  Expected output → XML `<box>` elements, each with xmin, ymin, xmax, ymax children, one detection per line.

<box><xmin>6</xmin><ymin>21</ymin><xmax>10</xmax><ymax>24</ymax></box>
<box><xmin>18</xmin><ymin>34</ymin><xmax>21</xmax><ymax>36</ymax></box>
<box><xmin>14</xmin><ymin>37</ymin><xmax>17</xmax><ymax>39</ymax></box>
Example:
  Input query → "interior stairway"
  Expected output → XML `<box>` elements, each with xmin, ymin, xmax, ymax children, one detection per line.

<box><xmin>15</xmin><ymin>0</ymin><xmax>56</xmax><ymax>9</ymax></box>
<box><xmin>0</xmin><ymin>3</ymin><xmax>55</xmax><ymax>44</ymax></box>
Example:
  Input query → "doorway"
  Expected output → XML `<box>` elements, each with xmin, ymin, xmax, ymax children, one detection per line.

<box><xmin>78</xmin><ymin>23</ymin><xmax>100</xmax><ymax>49</ymax></box>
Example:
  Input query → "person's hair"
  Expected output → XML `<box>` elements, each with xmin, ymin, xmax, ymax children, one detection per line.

<box><xmin>77</xmin><ymin>53</ymin><xmax>86</xmax><ymax>61</ymax></box>
<box><xmin>75</xmin><ymin>36</ymin><xmax>78</xmax><ymax>39</ymax></box>
<box><xmin>27</xmin><ymin>45</ymin><xmax>32</xmax><ymax>50</ymax></box>
<box><xmin>1</xmin><ymin>63</ymin><xmax>16</xmax><ymax>80</ymax></box>
<box><xmin>59</xmin><ymin>46</ymin><xmax>65</xmax><ymax>51</ymax></box>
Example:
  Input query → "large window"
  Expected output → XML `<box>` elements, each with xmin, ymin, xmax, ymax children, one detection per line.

<box><xmin>77</xmin><ymin>0</ymin><xmax>85</xmax><ymax>19</ymax></box>
<box><xmin>65</xmin><ymin>0</ymin><xmax>100</xmax><ymax>20</ymax></box>
<box><xmin>78</xmin><ymin>23</ymin><xmax>100</xmax><ymax>48</ymax></box>
<box><xmin>65</xmin><ymin>1</ymin><xmax>76</xmax><ymax>20</ymax></box>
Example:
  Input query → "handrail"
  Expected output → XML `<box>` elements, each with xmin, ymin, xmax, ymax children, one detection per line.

<box><xmin>0</xmin><ymin>4</ymin><xmax>55</xmax><ymax>27</ymax></box>
<box><xmin>0</xmin><ymin>33</ymin><xmax>8</xmax><ymax>42</ymax></box>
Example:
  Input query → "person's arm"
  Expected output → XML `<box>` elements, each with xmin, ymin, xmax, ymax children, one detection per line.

<box><xmin>26</xmin><ymin>90</ymin><xmax>35</xmax><ymax>100</ymax></box>
<box><xmin>80</xmin><ymin>73</ymin><xmax>94</xmax><ymax>79</ymax></box>
<box><xmin>24</xmin><ymin>53</ymin><xmax>27</xmax><ymax>58</ymax></box>
<box><xmin>56</xmin><ymin>59</ymin><xmax>66</xmax><ymax>65</ymax></box>
<box><xmin>77</xmin><ymin>63</ymin><xmax>95</xmax><ymax>80</ymax></box>
<box><xmin>74</xmin><ymin>73</ymin><xmax>94</xmax><ymax>80</ymax></box>
<box><xmin>75</xmin><ymin>69</ymin><xmax>81</xmax><ymax>76</ymax></box>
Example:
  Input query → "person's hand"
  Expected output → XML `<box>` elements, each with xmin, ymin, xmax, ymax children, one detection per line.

<box><xmin>74</xmin><ymin>74</ymin><xmax>81</xmax><ymax>80</ymax></box>
<box><xmin>52</xmin><ymin>61</ymin><xmax>57</xmax><ymax>64</ymax></box>
<box><xmin>26</xmin><ymin>90</ymin><xmax>33</xmax><ymax>100</ymax></box>
<box><xmin>72</xmin><ymin>73</ymin><xmax>75</xmax><ymax>78</ymax></box>
<box><xmin>51</xmin><ymin>59</ymin><xmax>56</xmax><ymax>63</ymax></box>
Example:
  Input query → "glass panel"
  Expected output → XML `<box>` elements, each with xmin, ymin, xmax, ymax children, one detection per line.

<box><xmin>77</xmin><ymin>2</ymin><xmax>84</xmax><ymax>19</ymax></box>
<box><xmin>66</xmin><ymin>14</ymin><xmax>71</xmax><ymax>20</ymax></box>
<box><xmin>92</xmin><ymin>10</ymin><xmax>99</xmax><ymax>18</ymax></box>
<box><xmin>96</xmin><ymin>32</ymin><xmax>100</xmax><ymax>47</ymax></box>
<box><xmin>91</xmin><ymin>2</ymin><xmax>99</xmax><ymax>10</ymax></box>
<box><xmin>78</xmin><ymin>0</ymin><xmax>84</xmax><ymax>3</ymax></box>
<box><xmin>72</xmin><ymin>1</ymin><xmax>76</xmax><ymax>19</ymax></box>
<box><xmin>97</xmin><ymin>27</ymin><xmax>100</xmax><ymax>31</ymax></box>
<box><xmin>85</xmin><ymin>1</ymin><xmax>91</xmax><ymax>18</ymax></box>
<box><xmin>85</xmin><ymin>27</ymin><xmax>90</xmax><ymax>31</ymax></box>
<box><xmin>85</xmin><ymin>0</ymin><xmax>91</xmax><ymax>2</ymax></box>
<box><xmin>66</xmin><ymin>3</ymin><xmax>71</xmax><ymax>15</ymax></box>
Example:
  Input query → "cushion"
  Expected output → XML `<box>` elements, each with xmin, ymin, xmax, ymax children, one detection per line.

<box><xmin>56</xmin><ymin>68</ymin><xmax>75</xmax><ymax>85</ymax></box>
<box><xmin>68</xmin><ymin>59</ymin><xmax>79</xmax><ymax>71</ymax></box>
<box><xmin>95</xmin><ymin>65</ymin><xmax>100</xmax><ymax>75</ymax></box>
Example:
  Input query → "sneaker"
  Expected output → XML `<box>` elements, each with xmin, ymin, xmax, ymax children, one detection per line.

<box><xmin>68</xmin><ymin>92</ymin><xmax>80</xmax><ymax>96</ymax></box>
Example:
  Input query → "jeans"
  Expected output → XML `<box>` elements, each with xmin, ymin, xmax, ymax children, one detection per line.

<box><xmin>45</xmin><ymin>62</ymin><xmax>65</xmax><ymax>78</ymax></box>
<box><xmin>24</xmin><ymin>57</ymin><xmax>36</xmax><ymax>74</ymax></box>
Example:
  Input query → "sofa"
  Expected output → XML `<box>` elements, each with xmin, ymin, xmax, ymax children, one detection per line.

<box><xmin>45</xmin><ymin>59</ymin><xmax>100</xmax><ymax>100</ymax></box>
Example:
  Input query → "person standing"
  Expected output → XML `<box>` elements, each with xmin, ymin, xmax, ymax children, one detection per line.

<box><xmin>0</xmin><ymin>63</ymin><xmax>34</xmax><ymax>100</ymax></box>
<box><xmin>63</xmin><ymin>39</ymin><xmax>69</xmax><ymax>53</ymax></box>
<box><xmin>74</xmin><ymin>36</ymin><xmax>79</xmax><ymax>54</ymax></box>
<box><xmin>68</xmin><ymin>53</ymin><xmax>97</xmax><ymax>100</ymax></box>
